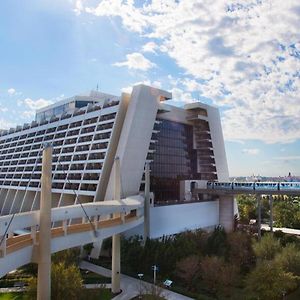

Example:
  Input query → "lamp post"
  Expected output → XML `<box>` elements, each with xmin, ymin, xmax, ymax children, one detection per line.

<box><xmin>152</xmin><ymin>265</ymin><xmax>159</xmax><ymax>295</ymax></box>
<box><xmin>137</xmin><ymin>273</ymin><xmax>144</xmax><ymax>299</ymax></box>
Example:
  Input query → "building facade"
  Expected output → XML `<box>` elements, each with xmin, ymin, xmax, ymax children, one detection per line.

<box><xmin>0</xmin><ymin>85</ymin><xmax>234</xmax><ymax>237</ymax></box>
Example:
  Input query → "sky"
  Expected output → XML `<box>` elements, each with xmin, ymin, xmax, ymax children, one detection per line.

<box><xmin>0</xmin><ymin>0</ymin><xmax>299</xmax><ymax>177</ymax></box>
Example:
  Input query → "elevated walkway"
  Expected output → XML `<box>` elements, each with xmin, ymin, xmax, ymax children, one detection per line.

<box><xmin>0</xmin><ymin>195</ymin><xmax>144</xmax><ymax>278</ymax></box>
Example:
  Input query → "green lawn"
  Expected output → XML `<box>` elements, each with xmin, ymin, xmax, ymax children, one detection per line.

<box><xmin>0</xmin><ymin>289</ymin><xmax>112</xmax><ymax>300</ymax></box>
<box><xmin>0</xmin><ymin>293</ymin><xmax>24</xmax><ymax>300</ymax></box>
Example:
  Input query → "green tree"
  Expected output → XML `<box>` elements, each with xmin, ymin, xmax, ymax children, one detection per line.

<box><xmin>206</xmin><ymin>226</ymin><xmax>229</xmax><ymax>258</ymax></box>
<box><xmin>273</xmin><ymin>200</ymin><xmax>297</xmax><ymax>228</ymax></box>
<box><xmin>245</xmin><ymin>260</ymin><xmax>298</xmax><ymax>300</ymax></box>
<box><xmin>26</xmin><ymin>262</ymin><xmax>83</xmax><ymax>300</ymax></box>
<box><xmin>275</xmin><ymin>243</ymin><xmax>300</xmax><ymax>276</ymax></box>
<box><xmin>237</xmin><ymin>195</ymin><xmax>256</xmax><ymax>223</ymax></box>
<box><xmin>253</xmin><ymin>233</ymin><xmax>281</xmax><ymax>261</ymax></box>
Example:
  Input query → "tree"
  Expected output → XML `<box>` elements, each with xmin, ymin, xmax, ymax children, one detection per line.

<box><xmin>26</xmin><ymin>262</ymin><xmax>83</xmax><ymax>300</ymax></box>
<box><xmin>245</xmin><ymin>260</ymin><xmax>298</xmax><ymax>300</ymax></box>
<box><xmin>253</xmin><ymin>233</ymin><xmax>281</xmax><ymax>261</ymax></box>
<box><xmin>227</xmin><ymin>231</ymin><xmax>255</xmax><ymax>272</ymax></box>
<box><xmin>237</xmin><ymin>195</ymin><xmax>257</xmax><ymax>223</ymax></box>
<box><xmin>175</xmin><ymin>255</ymin><xmax>200</xmax><ymax>289</ymax></box>
<box><xmin>206</xmin><ymin>226</ymin><xmax>229</xmax><ymax>258</ymax></box>
<box><xmin>200</xmin><ymin>256</ymin><xmax>238</xmax><ymax>297</ymax></box>
<box><xmin>275</xmin><ymin>243</ymin><xmax>300</xmax><ymax>276</ymax></box>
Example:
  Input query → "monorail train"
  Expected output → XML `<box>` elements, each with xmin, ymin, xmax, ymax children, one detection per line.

<box><xmin>207</xmin><ymin>181</ymin><xmax>300</xmax><ymax>191</ymax></box>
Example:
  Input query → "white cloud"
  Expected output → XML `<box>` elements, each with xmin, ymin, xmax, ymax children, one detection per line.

<box><xmin>242</xmin><ymin>148</ymin><xmax>260</xmax><ymax>155</ymax></box>
<box><xmin>73</xmin><ymin>0</ymin><xmax>85</xmax><ymax>16</ymax></box>
<box><xmin>142</xmin><ymin>42</ymin><xmax>158</xmax><ymax>53</ymax></box>
<box><xmin>7</xmin><ymin>88</ymin><xmax>16</xmax><ymax>95</ymax></box>
<box><xmin>113</xmin><ymin>52</ymin><xmax>156</xmax><ymax>71</ymax></box>
<box><xmin>82</xmin><ymin>0</ymin><xmax>300</xmax><ymax>143</ymax></box>
<box><xmin>121</xmin><ymin>80</ymin><xmax>162</xmax><ymax>94</ymax></box>
<box><xmin>0</xmin><ymin>118</ymin><xmax>15</xmax><ymax>130</ymax></box>
<box><xmin>274</xmin><ymin>156</ymin><xmax>300</xmax><ymax>160</ymax></box>
<box><xmin>23</xmin><ymin>98</ymin><xmax>53</xmax><ymax>111</ymax></box>
<box><xmin>0</xmin><ymin>107</ymin><xmax>8</xmax><ymax>113</ymax></box>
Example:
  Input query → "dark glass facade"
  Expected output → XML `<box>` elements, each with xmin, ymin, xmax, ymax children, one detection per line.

<box><xmin>149</xmin><ymin>119</ymin><xmax>198</xmax><ymax>202</ymax></box>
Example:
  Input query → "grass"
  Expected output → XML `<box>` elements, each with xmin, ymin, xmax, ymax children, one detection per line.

<box><xmin>0</xmin><ymin>293</ymin><xmax>25</xmax><ymax>300</ymax></box>
<box><xmin>80</xmin><ymin>270</ymin><xmax>111</xmax><ymax>284</ymax></box>
<box><xmin>0</xmin><ymin>289</ymin><xmax>113</xmax><ymax>300</ymax></box>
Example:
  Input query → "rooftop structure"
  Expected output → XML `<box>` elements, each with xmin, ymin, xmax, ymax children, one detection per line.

<box><xmin>0</xmin><ymin>85</ymin><xmax>234</xmax><ymax>237</ymax></box>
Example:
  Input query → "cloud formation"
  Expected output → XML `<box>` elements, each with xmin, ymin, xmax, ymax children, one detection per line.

<box><xmin>242</xmin><ymin>148</ymin><xmax>260</xmax><ymax>155</ymax></box>
<box><xmin>113</xmin><ymin>52</ymin><xmax>156</xmax><ymax>71</ymax></box>
<box><xmin>81</xmin><ymin>0</ymin><xmax>300</xmax><ymax>144</ymax></box>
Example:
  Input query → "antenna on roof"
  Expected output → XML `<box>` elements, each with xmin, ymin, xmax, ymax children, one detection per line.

<box><xmin>96</xmin><ymin>83</ymin><xmax>99</xmax><ymax>91</ymax></box>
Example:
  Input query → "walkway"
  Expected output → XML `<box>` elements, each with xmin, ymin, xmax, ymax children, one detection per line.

<box><xmin>80</xmin><ymin>261</ymin><xmax>194</xmax><ymax>300</ymax></box>
<box><xmin>261</xmin><ymin>224</ymin><xmax>300</xmax><ymax>236</ymax></box>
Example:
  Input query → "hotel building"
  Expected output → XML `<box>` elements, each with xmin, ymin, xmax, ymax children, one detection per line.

<box><xmin>0</xmin><ymin>85</ymin><xmax>234</xmax><ymax>238</ymax></box>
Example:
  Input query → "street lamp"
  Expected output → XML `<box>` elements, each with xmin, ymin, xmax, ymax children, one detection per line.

<box><xmin>152</xmin><ymin>265</ymin><xmax>159</xmax><ymax>295</ymax></box>
<box><xmin>137</xmin><ymin>273</ymin><xmax>144</xmax><ymax>299</ymax></box>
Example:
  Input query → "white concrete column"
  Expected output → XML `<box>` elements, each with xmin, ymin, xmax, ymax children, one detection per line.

<box><xmin>37</xmin><ymin>144</ymin><xmax>52</xmax><ymax>300</ymax></box>
<box><xmin>219</xmin><ymin>195</ymin><xmax>234</xmax><ymax>232</ymax></box>
<box><xmin>112</xmin><ymin>157</ymin><xmax>121</xmax><ymax>294</ymax></box>
<box><xmin>144</xmin><ymin>162</ymin><xmax>150</xmax><ymax>241</ymax></box>
<box><xmin>257</xmin><ymin>194</ymin><xmax>261</xmax><ymax>240</ymax></box>
<box><xmin>269</xmin><ymin>195</ymin><xmax>273</xmax><ymax>233</ymax></box>
<box><xmin>0</xmin><ymin>235</ymin><xmax>6</xmax><ymax>257</ymax></box>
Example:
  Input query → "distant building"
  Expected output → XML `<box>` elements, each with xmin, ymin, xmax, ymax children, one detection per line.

<box><xmin>0</xmin><ymin>85</ymin><xmax>233</xmax><ymax>237</ymax></box>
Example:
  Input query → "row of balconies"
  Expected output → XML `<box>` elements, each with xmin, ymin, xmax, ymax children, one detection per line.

<box><xmin>0</xmin><ymin>109</ymin><xmax>117</xmax><ymax>149</ymax></box>
<box><xmin>0</xmin><ymin>123</ymin><xmax>113</xmax><ymax>153</ymax></box>
<box><xmin>0</xmin><ymin>139</ymin><xmax>110</xmax><ymax>163</ymax></box>
<box><xmin>0</xmin><ymin>102</ymin><xmax>101</xmax><ymax>138</ymax></box>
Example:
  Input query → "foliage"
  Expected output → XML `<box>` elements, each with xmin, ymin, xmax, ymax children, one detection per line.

<box><xmin>275</xmin><ymin>243</ymin><xmax>300</xmax><ymax>276</ymax></box>
<box><xmin>245</xmin><ymin>260</ymin><xmax>298</xmax><ymax>300</ymax></box>
<box><xmin>273</xmin><ymin>198</ymin><xmax>300</xmax><ymax>229</ymax></box>
<box><xmin>205</xmin><ymin>226</ymin><xmax>229</xmax><ymax>258</ymax></box>
<box><xmin>236</xmin><ymin>194</ymin><xmax>257</xmax><ymax>223</ymax></box>
<box><xmin>253</xmin><ymin>233</ymin><xmax>282</xmax><ymax>261</ymax></box>
<box><xmin>52</xmin><ymin>248</ymin><xmax>81</xmax><ymax>266</ymax></box>
<box><xmin>175</xmin><ymin>255</ymin><xmax>200</xmax><ymax>289</ymax></box>
<box><xmin>200</xmin><ymin>256</ymin><xmax>238</xmax><ymax>297</ymax></box>
<box><xmin>26</xmin><ymin>262</ymin><xmax>83</xmax><ymax>300</ymax></box>
<box><xmin>227</xmin><ymin>231</ymin><xmax>255</xmax><ymax>272</ymax></box>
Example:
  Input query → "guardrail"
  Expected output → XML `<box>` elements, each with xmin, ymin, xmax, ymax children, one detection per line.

<box><xmin>0</xmin><ymin>195</ymin><xmax>144</xmax><ymax>258</ymax></box>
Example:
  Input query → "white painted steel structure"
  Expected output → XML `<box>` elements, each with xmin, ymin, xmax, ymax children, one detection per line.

<box><xmin>0</xmin><ymin>195</ymin><xmax>144</xmax><ymax>277</ymax></box>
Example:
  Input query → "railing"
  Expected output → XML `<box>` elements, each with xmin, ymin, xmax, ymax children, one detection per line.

<box><xmin>0</xmin><ymin>195</ymin><xmax>144</xmax><ymax>258</ymax></box>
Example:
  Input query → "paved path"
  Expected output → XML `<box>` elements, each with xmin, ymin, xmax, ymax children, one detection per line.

<box><xmin>261</xmin><ymin>224</ymin><xmax>300</xmax><ymax>235</ymax></box>
<box><xmin>80</xmin><ymin>261</ymin><xmax>194</xmax><ymax>300</ymax></box>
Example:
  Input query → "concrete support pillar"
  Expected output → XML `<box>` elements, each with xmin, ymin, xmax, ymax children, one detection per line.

<box><xmin>37</xmin><ymin>144</ymin><xmax>52</xmax><ymax>300</ymax></box>
<box><xmin>219</xmin><ymin>195</ymin><xmax>234</xmax><ymax>232</ymax></box>
<box><xmin>0</xmin><ymin>235</ymin><xmax>6</xmax><ymax>257</ymax></box>
<box><xmin>269</xmin><ymin>195</ymin><xmax>273</xmax><ymax>233</ymax></box>
<box><xmin>112</xmin><ymin>157</ymin><xmax>121</xmax><ymax>294</ymax></box>
<box><xmin>257</xmin><ymin>194</ymin><xmax>261</xmax><ymax>241</ymax></box>
<box><xmin>144</xmin><ymin>162</ymin><xmax>150</xmax><ymax>241</ymax></box>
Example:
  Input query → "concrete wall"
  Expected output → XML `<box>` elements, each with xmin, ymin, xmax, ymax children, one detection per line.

<box><xmin>126</xmin><ymin>201</ymin><xmax>219</xmax><ymax>239</ymax></box>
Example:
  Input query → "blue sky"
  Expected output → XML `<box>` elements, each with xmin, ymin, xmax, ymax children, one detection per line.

<box><xmin>0</xmin><ymin>0</ymin><xmax>299</xmax><ymax>177</ymax></box>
